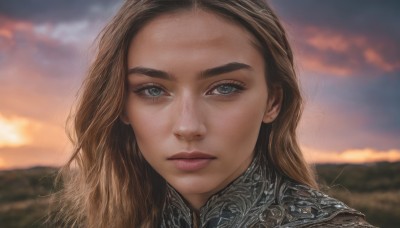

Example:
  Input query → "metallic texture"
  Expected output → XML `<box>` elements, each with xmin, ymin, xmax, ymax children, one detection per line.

<box><xmin>161</xmin><ymin>160</ymin><xmax>376</xmax><ymax>227</ymax></box>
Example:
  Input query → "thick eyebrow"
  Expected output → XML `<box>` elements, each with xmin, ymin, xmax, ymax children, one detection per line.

<box><xmin>200</xmin><ymin>62</ymin><xmax>252</xmax><ymax>79</ymax></box>
<box><xmin>127</xmin><ymin>62</ymin><xmax>252</xmax><ymax>80</ymax></box>
<box><xmin>128</xmin><ymin>67</ymin><xmax>171</xmax><ymax>80</ymax></box>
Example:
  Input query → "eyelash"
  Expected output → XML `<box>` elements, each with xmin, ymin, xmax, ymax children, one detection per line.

<box><xmin>206</xmin><ymin>80</ymin><xmax>246</xmax><ymax>96</ymax></box>
<box><xmin>132</xmin><ymin>80</ymin><xmax>246</xmax><ymax>101</ymax></box>
<box><xmin>132</xmin><ymin>83</ymin><xmax>167</xmax><ymax>102</ymax></box>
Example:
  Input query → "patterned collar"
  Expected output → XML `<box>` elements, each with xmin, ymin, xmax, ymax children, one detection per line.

<box><xmin>161</xmin><ymin>159</ymin><xmax>277</xmax><ymax>227</ymax></box>
<box><xmin>160</xmin><ymin>159</ymin><xmax>369</xmax><ymax>228</ymax></box>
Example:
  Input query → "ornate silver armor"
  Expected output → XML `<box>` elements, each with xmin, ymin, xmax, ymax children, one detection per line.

<box><xmin>161</xmin><ymin>159</ymin><xmax>376</xmax><ymax>227</ymax></box>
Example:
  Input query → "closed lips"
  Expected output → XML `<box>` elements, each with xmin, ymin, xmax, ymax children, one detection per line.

<box><xmin>168</xmin><ymin>152</ymin><xmax>216</xmax><ymax>160</ymax></box>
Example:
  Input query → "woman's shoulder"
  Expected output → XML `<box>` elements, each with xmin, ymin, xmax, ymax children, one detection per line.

<box><xmin>265</xmin><ymin>178</ymin><xmax>377</xmax><ymax>227</ymax></box>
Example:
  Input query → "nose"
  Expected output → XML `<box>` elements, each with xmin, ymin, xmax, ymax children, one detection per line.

<box><xmin>172</xmin><ymin>94</ymin><xmax>206</xmax><ymax>141</ymax></box>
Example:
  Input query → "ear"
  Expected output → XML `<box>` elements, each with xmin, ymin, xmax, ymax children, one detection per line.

<box><xmin>262</xmin><ymin>84</ymin><xmax>283</xmax><ymax>123</ymax></box>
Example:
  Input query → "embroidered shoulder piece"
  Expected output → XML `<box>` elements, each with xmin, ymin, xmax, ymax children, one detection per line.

<box><xmin>160</xmin><ymin>160</ymin><xmax>376</xmax><ymax>228</ymax></box>
<box><xmin>254</xmin><ymin>179</ymin><xmax>377</xmax><ymax>227</ymax></box>
<box><xmin>307</xmin><ymin>213</ymin><xmax>377</xmax><ymax>228</ymax></box>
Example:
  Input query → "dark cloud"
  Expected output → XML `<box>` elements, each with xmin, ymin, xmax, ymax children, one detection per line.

<box><xmin>296</xmin><ymin>36</ymin><xmax>400</xmax><ymax>77</ymax></box>
<box><xmin>301</xmin><ymin>72</ymin><xmax>400</xmax><ymax>150</ymax></box>
<box><xmin>274</xmin><ymin>0</ymin><xmax>400</xmax><ymax>152</ymax></box>
<box><xmin>269</xmin><ymin>0</ymin><xmax>400</xmax><ymax>78</ymax></box>
<box><xmin>302</xmin><ymin>59</ymin><xmax>400</xmax><ymax>136</ymax></box>
<box><xmin>0</xmin><ymin>8</ymin><xmax>98</xmax><ymax>124</ymax></box>
<box><xmin>272</xmin><ymin>0</ymin><xmax>400</xmax><ymax>76</ymax></box>
<box><xmin>356</xmin><ymin>73</ymin><xmax>400</xmax><ymax>135</ymax></box>
<box><xmin>0</xmin><ymin>0</ymin><xmax>399</xmax><ymax>167</ymax></box>
<box><xmin>270</xmin><ymin>0</ymin><xmax>400</xmax><ymax>39</ymax></box>
<box><xmin>0</xmin><ymin>0</ymin><xmax>122</xmax><ymax>23</ymax></box>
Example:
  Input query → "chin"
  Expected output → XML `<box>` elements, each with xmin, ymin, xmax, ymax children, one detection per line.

<box><xmin>168</xmin><ymin>175</ymin><xmax>221</xmax><ymax>196</ymax></box>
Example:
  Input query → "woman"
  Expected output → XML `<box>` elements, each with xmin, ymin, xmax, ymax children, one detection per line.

<box><xmin>53</xmin><ymin>0</ymin><xmax>375</xmax><ymax>227</ymax></box>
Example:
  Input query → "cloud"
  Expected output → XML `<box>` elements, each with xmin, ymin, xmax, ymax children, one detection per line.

<box><xmin>303</xmin><ymin>146</ymin><xmax>400</xmax><ymax>164</ymax></box>
<box><xmin>0</xmin><ymin>1</ymin><xmax>120</xmax><ymax>170</ymax></box>
<box><xmin>0</xmin><ymin>113</ymin><xmax>71</xmax><ymax>169</ymax></box>
<box><xmin>364</xmin><ymin>48</ymin><xmax>399</xmax><ymax>72</ymax></box>
<box><xmin>271</xmin><ymin>0</ymin><xmax>400</xmax><ymax>40</ymax></box>
<box><xmin>355</xmin><ymin>74</ymin><xmax>400</xmax><ymax>135</ymax></box>
<box><xmin>298</xmin><ymin>55</ymin><xmax>353</xmax><ymax>77</ymax></box>
<box><xmin>1</xmin><ymin>0</ymin><xmax>399</xmax><ymax>169</ymax></box>
<box><xmin>0</xmin><ymin>114</ymin><xmax>31</xmax><ymax>148</ymax></box>
<box><xmin>0</xmin><ymin>0</ymin><xmax>122</xmax><ymax>23</ymax></box>
<box><xmin>0</xmin><ymin>113</ymin><xmax>68</xmax><ymax>149</ymax></box>
<box><xmin>299</xmin><ymin>84</ymin><xmax>400</xmax><ymax>152</ymax></box>
<box><xmin>0</xmin><ymin>16</ymin><xmax>32</xmax><ymax>50</ymax></box>
<box><xmin>271</xmin><ymin>0</ymin><xmax>400</xmax><ymax>78</ymax></box>
<box><xmin>34</xmin><ymin>20</ymin><xmax>91</xmax><ymax>45</ymax></box>
<box><xmin>0</xmin><ymin>15</ymin><xmax>98</xmax><ymax>123</ymax></box>
<box><xmin>306</xmin><ymin>31</ymin><xmax>355</xmax><ymax>53</ymax></box>
<box><xmin>0</xmin><ymin>16</ymin><xmax>84</xmax><ymax>73</ymax></box>
<box><xmin>293</xmin><ymin>26</ymin><xmax>400</xmax><ymax>77</ymax></box>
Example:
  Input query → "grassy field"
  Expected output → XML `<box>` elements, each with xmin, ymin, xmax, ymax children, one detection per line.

<box><xmin>1</xmin><ymin>162</ymin><xmax>399</xmax><ymax>227</ymax></box>
<box><xmin>316</xmin><ymin>162</ymin><xmax>400</xmax><ymax>228</ymax></box>
<box><xmin>0</xmin><ymin>167</ymin><xmax>57</xmax><ymax>227</ymax></box>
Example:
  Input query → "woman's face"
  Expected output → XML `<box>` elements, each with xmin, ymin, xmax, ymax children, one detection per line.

<box><xmin>124</xmin><ymin>9</ymin><xmax>280</xmax><ymax>209</ymax></box>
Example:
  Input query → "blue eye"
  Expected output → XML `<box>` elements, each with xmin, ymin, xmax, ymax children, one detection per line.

<box><xmin>134</xmin><ymin>85</ymin><xmax>166</xmax><ymax>98</ymax></box>
<box><xmin>145</xmin><ymin>87</ymin><xmax>163</xmax><ymax>97</ymax></box>
<box><xmin>209</xmin><ymin>83</ymin><xmax>244</xmax><ymax>95</ymax></box>
<box><xmin>215</xmin><ymin>84</ymin><xmax>237</xmax><ymax>94</ymax></box>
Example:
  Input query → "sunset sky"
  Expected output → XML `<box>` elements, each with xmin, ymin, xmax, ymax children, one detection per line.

<box><xmin>0</xmin><ymin>0</ymin><xmax>399</xmax><ymax>169</ymax></box>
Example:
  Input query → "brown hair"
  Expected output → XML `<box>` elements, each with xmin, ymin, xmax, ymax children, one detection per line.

<box><xmin>52</xmin><ymin>0</ymin><xmax>317</xmax><ymax>227</ymax></box>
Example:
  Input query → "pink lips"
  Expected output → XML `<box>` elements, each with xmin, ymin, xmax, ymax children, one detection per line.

<box><xmin>168</xmin><ymin>152</ymin><xmax>216</xmax><ymax>171</ymax></box>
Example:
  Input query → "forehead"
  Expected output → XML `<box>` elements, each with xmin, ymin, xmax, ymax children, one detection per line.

<box><xmin>135</xmin><ymin>9</ymin><xmax>255</xmax><ymax>46</ymax></box>
<box><xmin>128</xmin><ymin>9</ymin><xmax>263</xmax><ymax>72</ymax></box>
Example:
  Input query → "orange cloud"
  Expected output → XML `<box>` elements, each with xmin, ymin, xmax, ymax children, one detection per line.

<box><xmin>298</xmin><ymin>26</ymin><xmax>399</xmax><ymax>76</ymax></box>
<box><xmin>300</xmin><ymin>55</ymin><xmax>353</xmax><ymax>76</ymax></box>
<box><xmin>305</xmin><ymin>28</ymin><xmax>366</xmax><ymax>53</ymax></box>
<box><xmin>364</xmin><ymin>48</ymin><xmax>399</xmax><ymax>72</ymax></box>
<box><xmin>307</xmin><ymin>33</ymin><xmax>350</xmax><ymax>53</ymax></box>
<box><xmin>0</xmin><ymin>28</ymin><xmax>13</xmax><ymax>39</ymax></box>
<box><xmin>303</xmin><ymin>146</ymin><xmax>400</xmax><ymax>164</ymax></box>
<box><xmin>0</xmin><ymin>16</ymin><xmax>32</xmax><ymax>33</ymax></box>
<box><xmin>0</xmin><ymin>15</ymin><xmax>62</xmax><ymax>51</ymax></box>
<box><xmin>0</xmin><ymin>16</ymin><xmax>33</xmax><ymax>47</ymax></box>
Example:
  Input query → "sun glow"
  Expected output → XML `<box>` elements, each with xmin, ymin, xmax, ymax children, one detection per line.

<box><xmin>0</xmin><ymin>114</ymin><xmax>30</xmax><ymax>148</ymax></box>
<box><xmin>0</xmin><ymin>157</ymin><xmax>9</xmax><ymax>170</ymax></box>
<box><xmin>303</xmin><ymin>146</ymin><xmax>400</xmax><ymax>164</ymax></box>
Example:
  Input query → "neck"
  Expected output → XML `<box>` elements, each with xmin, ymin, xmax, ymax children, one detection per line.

<box><xmin>185</xmin><ymin>193</ymin><xmax>209</xmax><ymax>213</ymax></box>
<box><xmin>180</xmin><ymin>155</ymin><xmax>254</xmax><ymax>211</ymax></box>
<box><xmin>162</xmin><ymin>158</ymin><xmax>273</xmax><ymax>227</ymax></box>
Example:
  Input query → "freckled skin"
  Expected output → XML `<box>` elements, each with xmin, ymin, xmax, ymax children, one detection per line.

<box><xmin>124</xmin><ymin>10</ymin><xmax>280</xmax><ymax>210</ymax></box>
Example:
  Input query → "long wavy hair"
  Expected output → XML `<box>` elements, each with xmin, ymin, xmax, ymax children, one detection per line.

<box><xmin>52</xmin><ymin>0</ymin><xmax>317</xmax><ymax>227</ymax></box>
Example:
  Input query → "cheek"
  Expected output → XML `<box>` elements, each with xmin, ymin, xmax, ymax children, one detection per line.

<box><xmin>210</xmin><ymin>97</ymin><xmax>266</xmax><ymax>149</ymax></box>
<box><xmin>126</xmin><ymin>104</ymin><xmax>168</xmax><ymax>152</ymax></box>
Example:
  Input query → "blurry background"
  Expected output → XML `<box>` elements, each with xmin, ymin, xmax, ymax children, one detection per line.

<box><xmin>0</xmin><ymin>0</ymin><xmax>399</xmax><ymax>227</ymax></box>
